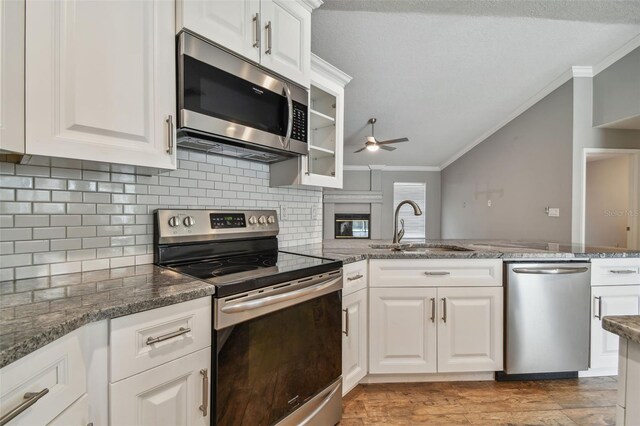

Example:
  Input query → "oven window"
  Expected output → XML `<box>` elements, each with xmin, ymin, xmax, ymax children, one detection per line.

<box><xmin>183</xmin><ymin>55</ymin><xmax>287</xmax><ymax>136</ymax></box>
<box><xmin>215</xmin><ymin>291</ymin><xmax>341</xmax><ymax>425</ymax></box>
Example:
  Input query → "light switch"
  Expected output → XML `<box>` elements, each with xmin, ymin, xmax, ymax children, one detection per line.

<box><xmin>547</xmin><ymin>207</ymin><xmax>560</xmax><ymax>217</ymax></box>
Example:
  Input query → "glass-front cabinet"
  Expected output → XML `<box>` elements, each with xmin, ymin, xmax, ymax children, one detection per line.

<box><xmin>270</xmin><ymin>54</ymin><xmax>351</xmax><ymax>188</ymax></box>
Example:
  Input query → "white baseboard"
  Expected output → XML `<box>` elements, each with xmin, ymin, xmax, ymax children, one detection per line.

<box><xmin>360</xmin><ymin>372</ymin><xmax>495</xmax><ymax>384</ymax></box>
<box><xmin>579</xmin><ymin>368</ymin><xmax>618</xmax><ymax>378</ymax></box>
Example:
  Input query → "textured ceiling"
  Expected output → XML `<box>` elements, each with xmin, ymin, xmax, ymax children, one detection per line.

<box><xmin>311</xmin><ymin>1</ymin><xmax>640</xmax><ymax>168</ymax></box>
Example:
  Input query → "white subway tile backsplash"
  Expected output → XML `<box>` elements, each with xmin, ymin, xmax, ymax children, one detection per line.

<box><xmin>0</xmin><ymin>152</ymin><xmax>322</xmax><ymax>277</ymax></box>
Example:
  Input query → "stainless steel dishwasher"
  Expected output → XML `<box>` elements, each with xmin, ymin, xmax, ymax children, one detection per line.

<box><xmin>499</xmin><ymin>262</ymin><xmax>591</xmax><ymax>380</ymax></box>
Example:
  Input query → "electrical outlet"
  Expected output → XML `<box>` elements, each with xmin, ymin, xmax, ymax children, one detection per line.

<box><xmin>487</xmin><ymin>200</ymin><xmax>492</xmax><ymax>207</ymax></box>
<box><xmin>280</xmin><ymin>205</ymin><xmax>288</xmax><ymax>221</ymax></box>
<box><xmin>311</xmin><ymin>205</ymin><xmax>318</xmax><ymax>220</ymax></box>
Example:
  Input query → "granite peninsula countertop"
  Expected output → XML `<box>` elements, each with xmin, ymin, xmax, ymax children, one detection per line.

<box><xmin>602</xmin><ymin>316</ymin><xmax>640</xmax><ymax>345</ymax></box>
<box><xmin>0</xmin><ymin>264</ymin><xmax>215</xmax><ymax>368</ymax></box>
<box><xmin>285</xmin><ymin>239</ymin><xmax>640</xmax><ymax>264</ymax></box>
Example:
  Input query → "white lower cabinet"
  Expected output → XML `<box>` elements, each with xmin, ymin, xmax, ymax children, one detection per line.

<box><xmin>437</xmin><ymin>287</ymin><xmax>503</xmax><ymax>372</ymax></box>
<box><xmin>48</xmin><ymin>394</ymin><xmax>89</xmax><ymax>426</ymax></box>
<box><xmin>110</xmin><ymin>348</ymin><xmax>211</xmax><ymax>426</ymax></box>
<box><xmin>590</xmin><ymin>285</ymin><xmax>640</xmax><ymax>371</ymax></box>
<box><xmin>342</xmin><ymin>288</ymin><xmax>368</xmax><ymax>394</ymax></box>
<box><xmin>369</xmin><ymin>287</ymin><xmax>437</xmax><ymax>374</ymax></box>
<box><xmin>369</xmin><ymin>285</ymin><xmax>503</xmax><ymax>375</ymax></box>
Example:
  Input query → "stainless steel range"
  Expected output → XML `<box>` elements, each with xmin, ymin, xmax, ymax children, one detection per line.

<box><xmin>154</xmin><ymin>209</ymin><xmax>343</xmax><ymax>426</ymax></box>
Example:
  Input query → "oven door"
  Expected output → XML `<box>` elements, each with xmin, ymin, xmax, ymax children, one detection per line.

<box><xmin>213</xmin><ymin>272</ymin><xmax>342</xmax><ymax>426</ymax></box>
<box><xmin>178</xmin><ymin>32</ymin><xmax>308</xmax><ymax>155</ymax></box>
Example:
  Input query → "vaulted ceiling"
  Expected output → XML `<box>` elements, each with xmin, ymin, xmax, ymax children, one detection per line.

<box><xmin>311</xmin><ymin>1</ymin><xmax>640</xmax><ymax>168</ymax></box>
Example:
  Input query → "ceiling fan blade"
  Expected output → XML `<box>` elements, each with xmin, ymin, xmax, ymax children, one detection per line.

<box><xmin>378</xmin><ymin>137</ymin><xmax>409</xmax><ymax>145</ymax></box>
<box><xmin>353</xmin><ymin>146</ymin><xmax>367</xmax><ymax>153</ymax></box>
<box><xmin>380</xmin><ymin>145</ymin><xmax>396</xmax><ymax>151</ymax></box>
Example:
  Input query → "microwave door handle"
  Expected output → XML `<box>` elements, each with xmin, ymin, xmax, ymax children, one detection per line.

<box><xmin>281</xmin><ymin>84</ymin><xmax>293</xmax><ymax>149</ymax></box>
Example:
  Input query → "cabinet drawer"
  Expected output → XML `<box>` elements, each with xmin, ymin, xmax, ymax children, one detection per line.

<box><xmin>592</xmin><ymin>259</ymin><xmax>640</xmax><ymax>286</ymax></box>
<box><xmin>0</xmin><ymin>328</ymin><xmax>87</xmax><ymax>426</ymax></box>
<box><xmin>47</xmin><ymin>394</ymin><xmax>89</xmax><ymax>426</ymax></box>
<box><xmin>110</xmin><ymin>297</ymin><xmax>211</xmax><ymax>382</ymax></box>
<box><xmin>369</xmin><ymin>259</ymin><xmax>503</xmax><ymax>287</ymax></box>
<box><xmin>343</xmin><ymin>260</ymin><xmax>367</xmax><ymax>295</ymax></box>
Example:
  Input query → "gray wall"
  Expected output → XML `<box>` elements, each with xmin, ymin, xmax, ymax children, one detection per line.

<box><xmin>0</xmin><ymin>151</ymin><xmax>323</xmax><ymax>281</ymax></box>
<box><xmin>593</xmin><ymin>47</ymin><xmax>640</xmax><ymax>127</ymax></box>
<box><xmin>585</xmin><ymin>156</ymin><xmax>630</xmax><ymax>248</ymax></box>
<box><xmin>335</xmin><ymin>169</ymin><xmax>441</xmax><ymax>240</ymax></box>
<box><xmin>441</xmin><ymin>80</ymin><xmax>574</xmax><ymax>241</ymax></box>
<box><xmin>571</xmin><ymin>76</ymin><xmax>640</xmax><ymax>242</ymax></box>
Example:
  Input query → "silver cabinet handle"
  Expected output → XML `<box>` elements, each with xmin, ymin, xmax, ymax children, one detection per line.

<box><xmin>265</xmin><ymin>21</ymin><xmax>272</xmax><ymax>54</ymax></box>
<box><xmin>342</xmin><ymin>308</ymin><xmax>349</xmax><ymax>336</ymax></box>
<box><xmin>252</xmin><ymin>13</ymin><xmax>260</xmax><ymax>48</ymax></box>
<box><xmin>199</xmin><ymin>369</ymin><xmax>209</xmax><ymax>417</ymax></box>
<box><xmin>424</xmin><ymin>271</ymin><xmax>450</xmax><ymax>276</ymax></box>
<box><xmin>513</xmin><ymin>267</ymin><xmax>589</xmax><ymax>275</ymax></box>
<box><xmin>347</xmin><ymin>274</ymin><xmax>363</xmax><ymax>281</ymax></box>
<box><xmin>441</xmin><ymin>298</ymin><xmax>447</xmax><ymax>323</ymax></box>
<box><xmin>0</xmin><ymin>388</ymin><xmax>49</xmax><ymax>426</ymax></box>
<box><xmin>166</xmin><ymin>115</ymin><xmax>174</xmax><ymax>155</ymax></box>
<box><xmin>594</xmin><ymin>296</ymin><xmax>602</xmax><ymax>320</ymax></box>
<box><xmin>146</xmin><ymin>327</ymin><xmax>191</xmax><ymax>345</ymax></box>
<box><xmin>430</xmin><ymin>298</ymin><xmax>435</xmax><ymax>323</ymax></box>
<box><xmin>609</xmin><ymin>269</ymin><xmax>637</xmax><ymax>274</ymax></box>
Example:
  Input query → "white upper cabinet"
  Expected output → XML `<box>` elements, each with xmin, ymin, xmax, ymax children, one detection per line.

<box><xmin>177</xmin><ymin>0</ymin><xmax>313</xmax><ymax>88</ymax></box>
<box><xmin>177</xmin><ymin>0</ymin><xmax>261</xmax><ymax>63</ymax></box>
<box><xmin>25</xmin><ymin>0</ymin><xmax>177</xmax><ymax>169</ymax></box>
<box><xmin>259</xmin><ymin>0</ymin><xmax>310</xmax><ymax>87</ymax></box>
<box><xmin>0</xmin><ymin>0</ymin><xmax>24</xmax><ymax>153</ymax></box>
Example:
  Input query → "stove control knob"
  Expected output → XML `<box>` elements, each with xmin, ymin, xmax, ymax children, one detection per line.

<box><xmin>267</xmin><ymin>216</ymin><xmax>276</xmax><ymax>224</ymax></box>
<box><xmin>168</xmin><ymin>216</ymin><xmax>180</xmax><ymax>227</ymax></box>
<box><xmin>258</xmin><ymin>216</ymin><xmax>267</xmax><ymax>225</ymax></box>
<box><xmin>183</xmin><ymin>216</ymin><xmax>195</xmax><ymax>227</ymax></box>
<box><xmin>248</xmin><ymin>216</ymin><xmax>258</xmax><ymax>225</ymax></box>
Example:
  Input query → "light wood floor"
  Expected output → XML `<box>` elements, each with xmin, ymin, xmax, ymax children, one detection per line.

<box><xmin>341</xmin><ymin>377</ymin><xmax>618</xmax><ymax>425</ymax></box>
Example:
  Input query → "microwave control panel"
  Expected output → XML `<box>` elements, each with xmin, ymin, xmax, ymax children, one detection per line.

<box><xmin>291</xmin><ymin>101</ymin><xmax>307</xmax><ymax>143</ymax></box>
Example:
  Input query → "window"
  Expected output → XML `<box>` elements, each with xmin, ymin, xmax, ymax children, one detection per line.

<box><xmin>393</xmin><ymin>182</ymin><xmax>426</xmax><ymax>239</ymax></box>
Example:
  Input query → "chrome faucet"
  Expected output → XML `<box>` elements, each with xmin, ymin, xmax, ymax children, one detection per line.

<box><xmin>393</xmin><ymin>200</ymin><xmax>423</xmax><ymax>244</ymax></box>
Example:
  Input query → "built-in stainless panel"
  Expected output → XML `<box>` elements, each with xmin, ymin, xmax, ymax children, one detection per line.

<box><xmin>505</xmin><ymin>262</ymin><xmax>591</xmax><ymax>374</ymax></box>
<box><xmin>275</xmin><ymin>378</ymin><xmax>342</xmax><ymax>426</ymax></box>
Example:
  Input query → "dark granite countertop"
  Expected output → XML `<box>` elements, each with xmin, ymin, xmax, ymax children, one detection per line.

<box><xmin>286</xmin><ymin>239</ymin><xmax>640</xmax><ymax>264</ymax></box>
<box><xmin>0</xmin><ymin>265</ymin><xmax>215</xmax><ymax>368</ymax></box>
<box><xmin>602</xmin><ymin>316</ymin><xmax>640</xmax><ymax>345</ymax></box>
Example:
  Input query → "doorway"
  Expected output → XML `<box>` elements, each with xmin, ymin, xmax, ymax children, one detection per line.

<box><xmin>584</xmin><ymin>149</ymin><xmax>640</xmax><ymax>249</ymax></box>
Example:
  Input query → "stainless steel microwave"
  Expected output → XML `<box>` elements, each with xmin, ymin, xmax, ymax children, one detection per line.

<box><xmin>176</xmin><ymin>31</ymin><xmax>309</xmax><ymax>163</ymax></box>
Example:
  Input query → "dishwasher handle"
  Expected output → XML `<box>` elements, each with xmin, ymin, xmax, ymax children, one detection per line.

<box><xmin>512</xmin><ymin>267</ymin><xmax>589</xmax><ymax>275</ymax></box>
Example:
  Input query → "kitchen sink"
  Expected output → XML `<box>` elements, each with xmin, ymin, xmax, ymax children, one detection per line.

<box><xmin>370</xmin><ymin>243</ymin><xmax>474</xmax><ymax>253</ymax></box>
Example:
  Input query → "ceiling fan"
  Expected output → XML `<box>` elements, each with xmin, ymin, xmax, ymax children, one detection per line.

<box><xmin>354</xmin><ymin>118</ymin><xmax>409</xmax><ymax>153</ymax></box>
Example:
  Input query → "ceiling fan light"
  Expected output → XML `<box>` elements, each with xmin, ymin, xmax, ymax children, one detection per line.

<box><xmin>366</xmin><ymin>144</ymin><xmax>380</xmax><ymax>152</ymax></box>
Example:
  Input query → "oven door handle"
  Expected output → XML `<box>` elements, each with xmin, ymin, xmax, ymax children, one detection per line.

<box><xmin>220</xmin><ymin>276</ymin><xmax>341</xmax><ymax>314</ymax></box>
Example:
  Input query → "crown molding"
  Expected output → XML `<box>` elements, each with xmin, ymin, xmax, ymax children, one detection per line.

<box><xmin>343</xmin><ymin>164</ymin><xmax>441</xmax><ymax>172</ymax></box>
<box><xmin>439</xmin><ymin>68</ymin><xmax>574</xmax><ymax>170</ymax></box>
<box><xmin>299</xmin><ymin>0</ymin><xmax>323</xmax><ymax>11</ymax></box>
<box><xmin>593</xmin><ymin>33</ymin><xmax>640</xmax><ymax>75</ymax></box>
<box><xmin>311</xmin><ymin>54</ymin><xmax>352</xmax><ymax>86</ymax></box>
<box><xmin>572</xmin><ymin>66</ymin><xmax>593</xmax><ymax>78</ymax></box>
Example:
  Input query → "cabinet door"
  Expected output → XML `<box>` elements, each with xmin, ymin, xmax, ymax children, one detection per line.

<box><xmin>177</xmin><ymin>0</ymin><xmax>260</xmax><ymax>63</ymax></box>
<box><xmin>260</xmin><ymin>0</ymin><xmax>310</xmax><ymax>87</ymax></box>
<box><xmin>110</xmin><ymin>348</ymin><xmax>211</xmax><ymax>426</ymax></box>
<box><xmin>26</xmin><ymin>0</ymin><xmax>176</xmax><ymax>169</ymax></box>
<box><xmin>369</xmin><ymin>287</ymin><xmax>437</xmax><ymax>374</ymax></box>
<box><xmin>591</xmin><ymin>285</ymin><xmax>640</xmax><ymax>370</ymax></box>
<box><xmin>437</xmin><ymin>287</ymin><xmax>503</xmax><ymax>372</ymax></box>
<box><xmin>48</xmin><ymin>394</ymin><xmax>89</xmax><ymax>426</ymax></box>
<box><xmin>0</xmin><ymin>0</ymin><xmax>24</xmax><ymax>152</ymax></box>
<box><xmin>342</xmin><ymin>289</ymin><xmax>367</xmax><ymax>395</ymax></box>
